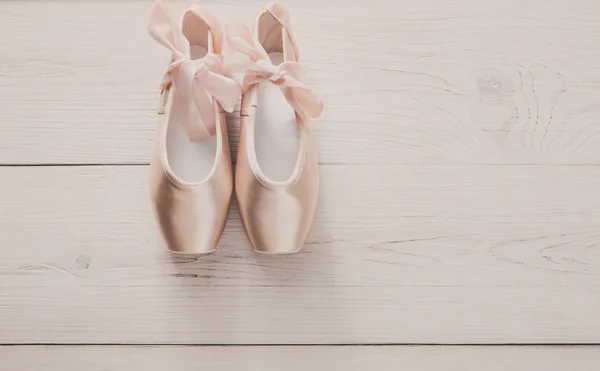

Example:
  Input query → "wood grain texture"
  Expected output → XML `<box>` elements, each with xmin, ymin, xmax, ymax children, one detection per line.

<box><xmin>1</xmin><ymin>165</ymin><xmax>600</xmax><ymax>343</ymax></box>
<box><xmin>2</xmin><ymin>346</ymin><xmax>600</xmax><ymax>371</ymax></box>
<box><xmin>3</xmin><ymin>0</ymin><xmax>600</xmax><ymax>349</ymax></box>
<box><xmin>2</xmin><ymin>0</ymin><xmax>600</xmax><ymax>164</ymax></box>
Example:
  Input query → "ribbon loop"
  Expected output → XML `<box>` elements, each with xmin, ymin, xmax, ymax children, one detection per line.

<box><xmin>148</xmin><ymin>0</ymin><xmax>241</xmax><ymax>140</ymax></box>
<box><xmin>224</xmin><ymin>17</ymin><xmax>323</xmax><ymax>123</ymax></box>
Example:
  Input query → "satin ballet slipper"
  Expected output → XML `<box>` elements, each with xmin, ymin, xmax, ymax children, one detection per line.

<box><xmin>147</xmin><ymin>0</ymin><xmax>240</xmax><ymax>254</ymax></box>
<box><xmin>225</xmin><ymin>3</ymin><xmax>324</xmax><ymax>254</ymax></box>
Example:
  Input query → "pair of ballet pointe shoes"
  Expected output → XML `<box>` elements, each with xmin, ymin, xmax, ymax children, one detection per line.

<box><xmin>148</xmin><ymin>0</ymin><xmax>323</xmax><ymax>254</ymax></box>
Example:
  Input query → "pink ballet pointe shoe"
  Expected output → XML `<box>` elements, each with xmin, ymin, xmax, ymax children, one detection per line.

<box><xmin>225</xmin><ymin>3</ymin><xmax>324</xmax><ymax>254</ymax></box>
<box><xmin>148</xmin><ymin>0</ymin><xmax>240</xmax><ymax>254</ymax></box>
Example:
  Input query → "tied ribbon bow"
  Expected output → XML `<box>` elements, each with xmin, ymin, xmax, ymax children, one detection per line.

<box><xmin>224</xmin><ymin>20</ymin><xmax>323</xmax><ymax>124</ymax></box>
<box><xmin>148</xmin><ymin>0</ymin><xmax>240</xmax><ymax>141</ymax></box>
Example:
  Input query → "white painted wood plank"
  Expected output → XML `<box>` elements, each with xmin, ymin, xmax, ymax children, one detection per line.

<box><xmin>2</xmin><ymin>346</ymin><xmax>600</xmax><ymax>371</ymax></box>
<box><xmin>3</xmin><ymin>285</ymin><xmax>600</xmax><ymax>344</ymax></box>
<box><xmin>1</xmin><ymin>165</ymin><xmax>600</xmax><ymax>343</ymax></box>
<box><xmin>2</xmin><ymin>1</ymin><xmax>600</xmax><ymax>164</ymax></box>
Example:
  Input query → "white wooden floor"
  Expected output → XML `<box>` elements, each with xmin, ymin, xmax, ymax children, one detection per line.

<box><xmin>2</xmin><ymin>0</ymin><xmax>600</xmax><ymax>368</ymax></box>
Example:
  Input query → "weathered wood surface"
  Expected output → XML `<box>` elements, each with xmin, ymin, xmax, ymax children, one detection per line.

<box><xmin>2</xmin><ymin>0</ymin><xmax>600</xmax><ymax>355</ymax></box>
<box><xmin>1</xmin><ymin>1</ymin><xmax>600</xmax><ymax>165</ymax></box>
<box><xmin>2</xmin><ymin>346</ymin><xmax>600</xmax><ymax>371</ymax></box>
<box><xmin>1</xmin><ymin>165</ymin><xmax>600</xmax><ymax>343</ymax></box>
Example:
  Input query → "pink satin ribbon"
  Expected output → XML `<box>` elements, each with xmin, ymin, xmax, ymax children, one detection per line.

<box><xmin>148</xmin><ymin>0</ymin><xmax>240</xmax><ymax>140</ymax></box>
<box><xmin>224</xmin><ymin>4</ymin><xmax>323</xmax><ymax>123</ymax></box>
